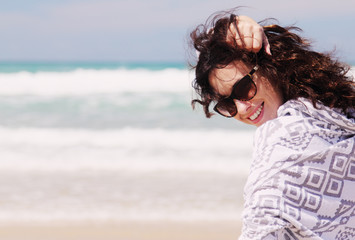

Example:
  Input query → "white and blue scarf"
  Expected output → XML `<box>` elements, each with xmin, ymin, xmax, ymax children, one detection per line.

<box><xmin>240</xmin><ymin>98</ymin><xmax>355</xmax><ymax>240</ymax></box>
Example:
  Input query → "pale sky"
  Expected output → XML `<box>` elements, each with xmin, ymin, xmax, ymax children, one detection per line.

<box><xmin>0</xmin><ymin>0</ymin><xmax>354</xmax><ymax>63</ymax></box>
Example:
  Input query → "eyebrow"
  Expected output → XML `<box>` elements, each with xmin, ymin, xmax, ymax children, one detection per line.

<box><xmin>216</xmin><ymin>65</ymin><xmax>259</xmax><ymax>99</ymax></box>
<box><xmin>211</xmin><ymin>80</ymin><xmax>233</xmax><ymax>98</ymax></box>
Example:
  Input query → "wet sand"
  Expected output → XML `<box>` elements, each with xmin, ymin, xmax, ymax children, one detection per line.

<box><xmin>0</xmin><ymin>220</ymin><xmax>241</xmax><ymax>240</ymax></box>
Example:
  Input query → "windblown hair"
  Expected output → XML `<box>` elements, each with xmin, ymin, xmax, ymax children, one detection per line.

<box><xmin>190</xmin><ymin>13</ymin><xmax>355</xmax><ymax>118</ymax></box>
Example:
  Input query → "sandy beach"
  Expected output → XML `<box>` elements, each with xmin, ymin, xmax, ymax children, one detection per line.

<box><xmin>0</xmin><ymin>63</ymin><xmax>248</xmax><ymax>240</ymax></box>
<box><xmin>0</xmin><ymin>220</ymin><xmax>242</xmax><ymax>240</ymax></box>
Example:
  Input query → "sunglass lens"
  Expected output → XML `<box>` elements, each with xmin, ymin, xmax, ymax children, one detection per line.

<box><xmin>214</xmin><ymin>98</ymin><xmax>237</xmax><ymax>117</ymax></box>
<box><xmin>233</xmin><ymin>77</ymin><xmax>257</xmax><ymax>101</ymax></box>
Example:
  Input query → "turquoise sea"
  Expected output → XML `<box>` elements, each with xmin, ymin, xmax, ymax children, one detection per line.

<box><xmin>1</xmin><ymin>61</ymin><xmax>353</xmax><ymax>224</ymax></box>
<box><xmin>0</xmin><ymin>61</ymin><xmax>254</xmax><ymax>224</ymax></box>
<box><xmin>0</xmin><ymin>62</ymin><xmax>187</xmax><ymax>73</ymax></box>
<box><xmin>1</xmin><ymin>61</ymin><xmax>354</xmax><ymax>225</ymax></box>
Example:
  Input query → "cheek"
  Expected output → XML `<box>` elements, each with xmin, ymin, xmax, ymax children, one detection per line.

<box><xmin>258</xmin><ymin>78</ymin><xmax>283</xmax><ymax>110</ymax></box>
<box><xmin>259</xmin><ymin>77</ymin><xmax>279</xmax><ymax>97</ymax></box>
<box><xmin>267</xmin><ymin>100</ymin><xmax>281</xmax><ymax>119</ymax></box>
<box><xmin>233</xmin><ymin>115</ymin><xmax>242</xmax><ymax>122</ymax></box>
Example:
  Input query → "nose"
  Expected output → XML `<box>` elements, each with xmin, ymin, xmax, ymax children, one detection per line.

<box><xmin>234</xmin><ymin>99</ymin><xmax>252</xmax><ymax>115</ymax></box>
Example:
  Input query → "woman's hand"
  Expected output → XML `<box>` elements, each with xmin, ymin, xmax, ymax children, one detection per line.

<box><xmin>227</xmin><ymin>15</ymin><xmax>271</xmax><ymax>55</ymax></box>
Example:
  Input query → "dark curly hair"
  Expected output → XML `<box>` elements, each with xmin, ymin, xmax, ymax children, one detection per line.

<box><xmin>189</xmin><ymin>12</ymin><xmax>355</xmax><ymax>118</ymax></box>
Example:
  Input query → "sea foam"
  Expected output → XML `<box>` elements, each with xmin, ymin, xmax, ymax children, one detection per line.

<box><xmin>0</xmin><ymin>127</ymin><xmax>253</xmax><ymax>174</ymax></box>
<box><xmin>0</xmin><ymin>68</ymin><xmax>193</xmax><ymax>95</ymax></box>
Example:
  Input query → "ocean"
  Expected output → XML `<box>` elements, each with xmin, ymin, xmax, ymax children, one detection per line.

<box><xmin>0</xmin><ymin>62</ymin><xmax>255</xmax><ymax>225</ymax></box>
<box><xmin>1</xmin><ymin>62</ymin><xmax>353</xmax><ymax>226</ymax></box>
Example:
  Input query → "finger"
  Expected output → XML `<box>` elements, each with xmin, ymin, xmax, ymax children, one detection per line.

<box><xmin>241</xmin><ymin>35</ymin><xmax>254</xmax><ymax>51</ymax></box>
<box><xmin>227</xmin><ymin>21</ymin><xmax>244</xmax><ymax>47</ymax></box>
<box><xmin>251</xmin><ymin>38</ymin><xmax>262</xmax><ymax>53</ymax></box>
<box><xmin>234</xmin><ymin>29</ymin><xmax>245</xmax><ymax>47</ymax></box>
<box><xmin>234</xmin><ymin>25</ymin><xmax>252</xmax><ymax>49</ymax></box>
<box><xmin>250</xmin><ymin>27</ymin><xmax>263</xmax><ymax>52</ymax></box>
<box><xmin>262</xmin><ymin>32</ymin><xmax>272</xmax><ymax>55</ymax></box>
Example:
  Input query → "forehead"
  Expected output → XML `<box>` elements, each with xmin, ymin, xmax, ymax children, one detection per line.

<box><xmin>209</xmin><ymin>61</ymin><xmax>250</xmax><ymax>96</ymax></box>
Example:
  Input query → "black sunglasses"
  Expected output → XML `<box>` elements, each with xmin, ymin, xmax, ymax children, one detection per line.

<box><xmin>213</xmin><ymin>65</ymin><xmax>259</xmax><ymax>118</ymax></box>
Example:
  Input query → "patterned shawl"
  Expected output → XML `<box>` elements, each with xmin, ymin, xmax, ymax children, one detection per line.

<box><xmin>239</xmin><ymin>98</ymin><xmax>355</xmax><ymax>240</ymax></box>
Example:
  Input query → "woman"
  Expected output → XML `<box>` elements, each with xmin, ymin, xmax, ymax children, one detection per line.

<box><xmin>189</xmin><ymin>11</ymin><xmax>355</xmax><ymax>240</ymax></box>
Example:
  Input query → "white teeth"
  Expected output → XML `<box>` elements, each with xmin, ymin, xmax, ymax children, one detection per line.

<box><xmin>249</xmin><ymin>105</ymin><xmax>263</xmax><ymax>121</ymax></box>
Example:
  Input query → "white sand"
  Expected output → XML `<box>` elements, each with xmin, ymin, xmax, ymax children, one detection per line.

<box><xmin>0</xmin><ymin>220</ymin><xmax>242</xmax><ymax>240</ymax></box>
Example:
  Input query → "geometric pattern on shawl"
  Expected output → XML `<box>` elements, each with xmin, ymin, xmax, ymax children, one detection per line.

<box><xmin>239</xmin><ymin>98</ymin><xmax>355</xmax><ymax>240</ymax></box>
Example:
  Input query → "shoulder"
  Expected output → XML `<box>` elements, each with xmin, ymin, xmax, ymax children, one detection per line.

<box><xmin>252</xmin><ymin>100</ymin><xmax>323</xmax><ymax>168</ymax></box>
<box><xmin>242</xmin><ymin>98</ymin><xmax>355</xmax><ymax>239</ymax></box>
<box><xmin>276</xmin><ymin>98</ymin><xmax>355</xmax><ymax>132</ymax></box>
<box><xmin>251</xmin><ymin>98</ymin><xmax>355</xmax><ymax>178</ymax></box>
<box><xmin>255</xmin><ymin>98</ymin><xmax>355</xmax><ymax>152</ymax></box>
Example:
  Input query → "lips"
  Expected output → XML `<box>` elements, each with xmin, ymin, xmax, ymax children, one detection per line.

<box><xmin>248</xmin><ymin>103</ymin><xmax>263</xmax><ymax>120</ymax></box>
<box><xmin>249</xmin><ymin>103</ymin><xmax>264</xmax><ymax>121</ymax></box>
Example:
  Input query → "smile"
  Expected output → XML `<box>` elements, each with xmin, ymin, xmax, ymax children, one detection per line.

<box><xmin>249</xmin><ymin>104</ymin><xmax>263</xmax><ymax>121</ymax></box>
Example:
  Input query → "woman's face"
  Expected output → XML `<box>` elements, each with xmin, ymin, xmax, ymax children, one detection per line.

<box><xmin>209</xmin><ymin>61</ymin><xmax>283</xmax><ymax>127</ymax></box>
